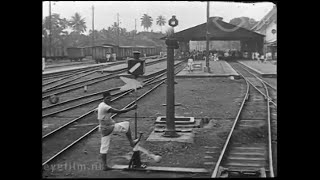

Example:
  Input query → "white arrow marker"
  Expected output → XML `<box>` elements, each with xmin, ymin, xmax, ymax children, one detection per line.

<box><xmin>129</xmin><ymin>62</ymin><xmax>141</xmax><ymax>73</ymax></box>
<box><xmin>119</xmin><ymin>76</ymin><xmax>144</xmax><ymax>91</ymax></box>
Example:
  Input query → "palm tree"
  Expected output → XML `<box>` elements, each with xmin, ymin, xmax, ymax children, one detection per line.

<box><xmin>140</xmin><ymin>14</ymin><xmax>153</xmax><ymax>32</ymax></box>
<box><xmin>156</xmin><ymin>15</ymin><xmax>166</xmax><ymax>33</ymax></box>
<box><xmin>69</xmin><ymin>12</ymin><xmax>87</xmax><ymax>34</ymax></box>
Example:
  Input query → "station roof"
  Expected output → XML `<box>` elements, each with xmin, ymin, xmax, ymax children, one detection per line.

<box><xmin>161</xmin><ymin>17</ymin><xmax>264</xmax><ymax>41</ymax></box>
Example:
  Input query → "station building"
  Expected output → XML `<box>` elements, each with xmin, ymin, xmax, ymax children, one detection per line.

<box><xmin>162</xmin><ymin>16</ymin><xmax>265</xmax><ymax>59</ymax></box>
<box><xmin>251</xmin><ymin>5</ymin><xmax>277</xmax><ymax>60</ymax></box>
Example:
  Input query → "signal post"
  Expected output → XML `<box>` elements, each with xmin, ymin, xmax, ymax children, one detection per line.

<box><xmin>162</xmin><ymin>16</ymin><xmax>180</xmax><ymax>138</ymax></box>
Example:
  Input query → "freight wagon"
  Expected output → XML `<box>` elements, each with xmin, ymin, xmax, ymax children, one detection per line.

<box><xmin>66</xmin><ymin>47</ymin><xmax>85</xmax><ymax>61</ymax></box>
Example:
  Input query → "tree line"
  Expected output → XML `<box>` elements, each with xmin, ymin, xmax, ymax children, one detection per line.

<box><xmin>42</xmin><ymin>12</ymin><xmax>168</xmax><ymax>53</ymax></box>
<box><xmin>42</xmin><ymin>11</ymin><xmax>259</xmax><ymax>54</ymax></box>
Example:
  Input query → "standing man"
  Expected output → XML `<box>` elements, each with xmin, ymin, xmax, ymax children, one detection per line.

<box><xmin>106</xmin><ymin>53</ymin><xmax>111</xmax><ymax>62</ymax></box>
<box><xmin>42</xmin><ymin>57</ymin><xmax>46</xmax><ymax>72</ymax></box>
<box><xmin>256</xmin><ymin>52</ymin><xmax>261</xmax><ymax>63</ymax></box>
<box><xmin>97</xmin><ymin>92</ymin><xmax>139</xmax><ymax>171</ymax></box>
<box><xmin>187</xmin><ymin>56</ymin><xmax>194</xmax><ymax>72</ymax></box>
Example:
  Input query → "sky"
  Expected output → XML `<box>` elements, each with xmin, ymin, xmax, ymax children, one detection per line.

<box><xmin>42</xmin><ymin>1</ymin><xmax>275</xmax><ymax>34</ymax></box>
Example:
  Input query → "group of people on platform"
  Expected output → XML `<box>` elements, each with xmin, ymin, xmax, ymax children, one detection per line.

<box><xmin>250</xmin><ymin>51</ymin><xmax>276</xmax><ymax>63</ymax></box>
<box><xmin>180</xmin><ymin>49</ymin><xmax>275</xmax><ymax>63</ymax></box>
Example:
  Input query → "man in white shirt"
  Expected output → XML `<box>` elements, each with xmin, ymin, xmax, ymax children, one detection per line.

<box><xmin>187</xmin><ymin>56</ymin><xmax>194</xmax><ymax>72</ymax></box>
<box><xmin>42</xmin><ymin>57</ymin><xmax>45</xmax><ymax>72</ymax></box>
<box><xmin>255</xmin><ymin>52</ymin><xmax>261</xmax><ymax>63</ymax></box>
<box><xmin>97</xmin><ymin>92</ymin><xmax>138</xmax><ymax>170</ymax></box>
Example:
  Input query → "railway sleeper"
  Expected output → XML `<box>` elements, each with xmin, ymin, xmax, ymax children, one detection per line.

<box><xmin>217</xmin><ymin>166</ymin><xmax>266</xmax><ymax>178</ymax></box>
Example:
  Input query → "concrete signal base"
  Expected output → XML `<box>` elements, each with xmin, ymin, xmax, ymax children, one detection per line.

<box><xmin>147</xmin><ymin>116</ymin><xmax>195</xmax><ymax>143</ymax></box>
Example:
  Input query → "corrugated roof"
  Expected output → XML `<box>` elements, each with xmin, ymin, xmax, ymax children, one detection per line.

<box><xmin>161</xmin><ymin>17</ymin><xmax>264</xmax><ymax>41</ymax></box>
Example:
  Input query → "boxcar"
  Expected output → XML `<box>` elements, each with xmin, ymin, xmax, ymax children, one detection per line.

<box><xmin>67</xmin><ymin>47</ymin><xmax>85</xmax><ymax>61</ymax></box>
<box><xmin>118</xmin><ymin>46</ymin><xmax>133</xmax><ymax>59</ymax></box>
<box><xmin>83</xmin><ymin>46</ymin><xmax>93</xmax><ymax>57</ymax></box>
<box><xmin>92</xmin><ymin>45</ymin><xmax>114</xmax><ymax>63</ymax></box>
<box><xmin>43</xmin><ymin>47</ymin><xmax>67</xmax><ymax>60</ymax></box>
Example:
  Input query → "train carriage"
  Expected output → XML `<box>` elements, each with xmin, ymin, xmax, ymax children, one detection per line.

<box><xmin>118</xmin><ymin>46</ymin><xmax>133</xmax><ymax>59</ymax></box>
<box><xmin>92</xmin><ymin>45</ymin><xmax>113</xmax><ymax>63</ymax></box>
<box><xmin>88</xmin><ymin>44</ymin><xmax>162</xmax><ymax>63</ymax></box>
<box><xmin>67</xmin><ymin>47</ymin><xmax>85</xmax><ymax>61</ymax></box>
<box><xmin>82</xmin><ymin>46</ymin><xmax>93</xmax><ymax>57</ymax></box>
<box><xmin>42</xmin><ymin>47</ymin><xmax>67</xmax><ymax>61</ymax></box>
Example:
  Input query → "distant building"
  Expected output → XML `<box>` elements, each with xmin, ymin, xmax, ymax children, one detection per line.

<box><xmin>251</xmin><ymin>5</ymin><xmax>277</xmax><ymax>60</ymax></box>
<box><xmin>189</xmin><ymin>41</ymin><xmax>240</xmax><ymax>52</ymax></box>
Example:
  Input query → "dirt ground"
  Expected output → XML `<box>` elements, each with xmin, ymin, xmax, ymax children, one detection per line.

<box><xmin>42</xmin><ymin>77</ymin><xmax>248</xmax><ymax>178</ymax></box>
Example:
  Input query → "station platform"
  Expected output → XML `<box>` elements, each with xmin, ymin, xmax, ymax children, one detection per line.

<box><xmin>176</xmin><ymin>60</ymin><xmax>239</xmax><ymax>78</ymax></box>
<box><xmin>238</xmin><ymin>60</ymin><xmax>277</xmax><ymax>77</ymax></box>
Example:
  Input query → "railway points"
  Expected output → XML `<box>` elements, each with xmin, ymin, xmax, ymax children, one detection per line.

<box><xmin>238</xmin><ymin>60</ymin><xmax>277</xmax><ymax>78</ymax></box>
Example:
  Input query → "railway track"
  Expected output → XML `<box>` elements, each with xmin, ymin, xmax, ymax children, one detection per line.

<box><xmin>43</xmin><ymin>63</ymin><xmax>112</xmax><ymax>81</ymax></box>
<box><xmin>208</xmin><ymin>62</ymin><xmax>276</xmax><ymax>178</ymax></box>
<box><xmin>42</xmin><ymin>64</ymin><xmax>180</xmax><ymax>119</ymax></box>
<box><xmin>42</xmin><ymin>60</ymin><xmax>186</xmax><ymax>166</ymax></box>
<box><xmin>235</xmin><ymin>62</ymin><xmax>277</xmax><ymax>106</ymax></box>
<box><xmin>230</xmin><ymin>62</ymin><xmax>276</xmax><ymax>107</ymax></box>
<box><xmin>42</xmin><ymin>58</ymin><xmax>167</xmax><ymax>99</ymax></box>
<box><xmin>42</xmin><ymin>56</ymin><xmax>155</xmax><ymax>81</ymax></box>
<box><xmin>45</xmin><ymin>60</ymin><xmax>95</xmax><ymax>69</ymax></box>
<box><xmin>42</xmin><ymin>64</ymin><xmax>112</xmax><ymax>88</ymax></box>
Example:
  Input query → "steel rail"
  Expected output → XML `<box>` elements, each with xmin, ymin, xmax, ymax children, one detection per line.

<box><xmin>42</xmin><ymin>60</ymin><xmax>184</xmax><ymax>114</ymax></box>
<box><xmin>42</xmin><ymin>62</ymin><xmax>185</xmax><ymax>166</ymax></box>
<box><xmin>211</xmin><ymin>72</ymin><xmax>250</xmax><ymax>178</ymax></box>
<box><xmin>42</xmin><ymin>65</ymin><xmax>107</xmax><ymax>86</ymax></box>
<box><xmin>42</xmin><ymin>69</ymin><xmax>100</xmax><ymax>92</ymax></box>
<box><xmin>42</xmin><ymin>61</ymin><xmax>185</xmax><ymax>136</ymax></box>
<box><xmin>42</xmin><ymin>74</ymin><xmax>119</xmax><ymax>99</ymax></box>
<box><xmin>43</xmin><ymin>65</ymin><xmax>106</xmax><ymax>80</ymax></box>
<box><xmin>231</xmin><ymin>63</ymin><xmax>277</xmax><ymax>107</ymax></box>
<box><xmin>258</xmin><ymin>68</ymin><xmax>275</xmax><ymax>177</ymax></box>
<box><xmin>42</xmin><ymin>57</ymin><xmax>145</xmax><ymax>80</ymax></box>
<box><xmin>236</xmin><ymin>62</ymin><xmax>277</xmax><ymax>102</ymax></box>
<box><xmin>42</xmin><ymin>58</ymin><xmax>167</xmax><ymax>99</ymax></box>
<box><xmin>212</xmin><ymin>66</ymin><xmax>275</xmax><ymax>177</ymax></box>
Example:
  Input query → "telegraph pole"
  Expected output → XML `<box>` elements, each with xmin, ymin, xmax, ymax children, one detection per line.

<box><xmin>134</xmin><ymin>18</ymin><xmax>137</xmax><ymax>39</ymax></box>
<box><xmin>117</xmin><ymin>13</ymin><xmax>120</xmax><ymax>46</ymax></box>
<box><xmin>49</xmin><ymin>1</ymin><xmax>52</xmax><ymax>58</ymax></box>
<box><xmin>205</xmin><ymin>1</ymin><xmax>211</xmax><ymax>73</ymax></box>
<box><xmin>92</xmin><ymin>5</ymin><xmax>95</xmax><ymax>47</ymax></box>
